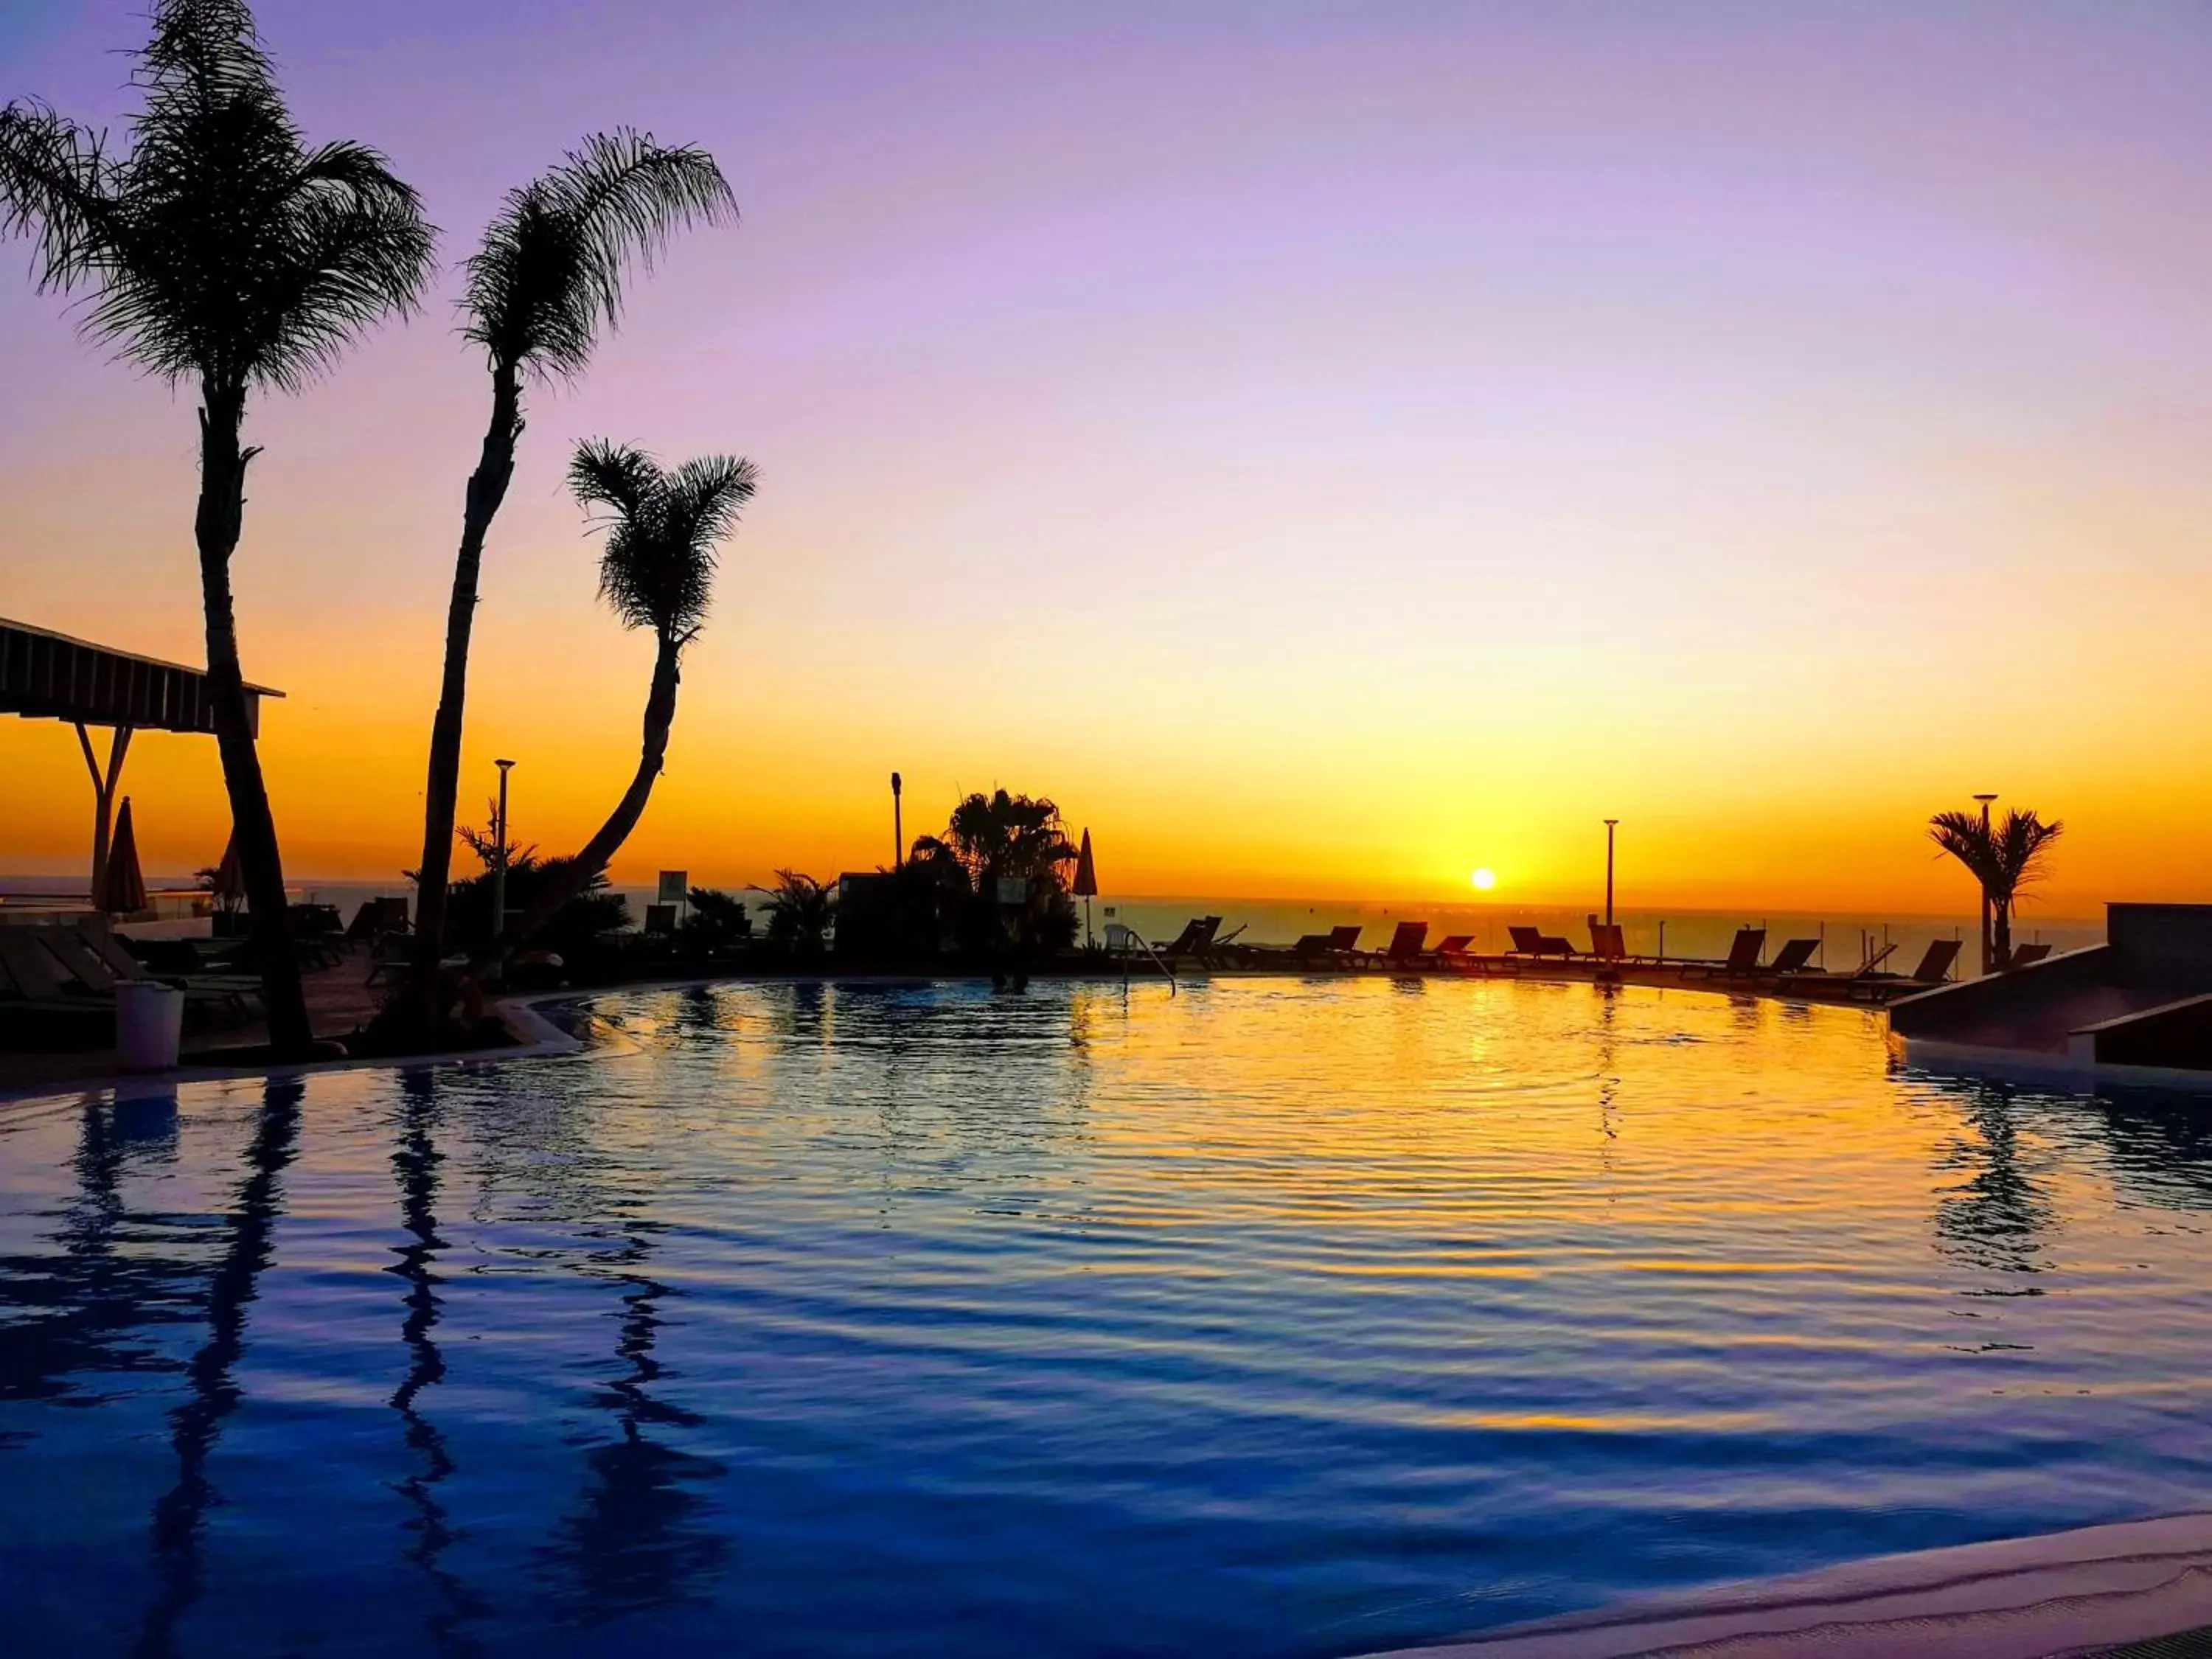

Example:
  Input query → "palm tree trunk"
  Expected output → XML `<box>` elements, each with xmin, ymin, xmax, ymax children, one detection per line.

<box><xmin>1992</xmin><ymin>896</ymin><xmax>2014</xmax><ymax>973</ymax></box>
<box><xmin>195</xmin><ymin>385</ymin><xmax>311</xmax><ymax>1057</ymax></box>
<box><xmin>478</xmin><ymin>641</ymin><xmax>681</xmax><ymax>971</ymax></box>
<box><xmin>408</xmin><ymin>361</ymin><xmax>523</xmax><ymax>1026</ymax></box>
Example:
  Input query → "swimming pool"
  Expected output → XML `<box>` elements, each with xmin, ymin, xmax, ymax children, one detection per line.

<box><xmin>4</xmin><ymin>976</ymin><xmax>2210</xmax><ymax>1657</ymax></box>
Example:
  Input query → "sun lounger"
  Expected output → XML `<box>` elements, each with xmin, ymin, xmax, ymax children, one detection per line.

<box><xmin>1678</xmin><ymin>928</ymin><xmax>1766</xmax><ymax>979</ymax></box>
<box><xmin>2007</xmin><ymin>942</ymin><xmax>2052</xmax><ymax>970</ymax></box>
<box><xmin>1369</xmin><ymin>921</ymin><xmax>1427</xmax><ymax>969</ymax></box>
<box><xmin>1853</xmin><ymin>942</ymin><xmax>1897</xmax><ymax>977</ymax></box>
<box><xmin>1766</xmin><ymin>938</ymin><xmax>1823</xmax><ymax>976</ymax></box>
<box><xmin>1910</xmin><ymin>938</ymin><xmax>1962</xmax><ymax>983</ymax></box>
<box><xmin>0</xmin><ymin>947</ymin><xmax>113</xmax><ymax>1049</ymax></box>
<box><xmin>46</xmin><ymin>925</ymin><xmax>260</xmax><ymax>1018</ymax></box>
<box><xmin>365</xmin><ymin>933</ymin><xmax>414</xmax><ymax>987</ymax></box>
<box><xmin>1507</xmin><ymin>926</ymin><xmax>1577</xmax><ymax>960</ymax></box>
<box><xmin>346</xmin><ymin>896</ymin><xmax>411</xmax><ymax>943</ymax></box>
<box><xmin>0</xmin><ymin>931</ymin><xmax>94</xmax><ymax>1004</ymax></box>
<box><xmin>1588</xmin><ymin>923</ymin><xmax>1630</xmax><ymax>962</ymax></box>
<box><xmin>1153</xmin><ymin>917</ymin><xmax>1222</xmax><ymax>961</ymax></box>
<box><xmin>1431</xmin><ymin>934</ymin><xmax>1475</xmax><ymax>963</ymax></box>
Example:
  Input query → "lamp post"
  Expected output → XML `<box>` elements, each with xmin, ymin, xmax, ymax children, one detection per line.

<box><xmin>1973</xmin><ymin>792</ymin><xmax>1997</xmax><ymax>975</ymax></box>
<box><xmin>492</xmin><ymin>759</ymin><xmax>516</xmax><ymax>939</ymax></box>
<box><xmin>891</xmin><ymin>771</ymin><xmax>903</xmax><ymax>869</ymax></box>
<box><xmin>1603</xmin><ymin>818</ymin><xmax>1618</xmax><ymax>927</ymax></box>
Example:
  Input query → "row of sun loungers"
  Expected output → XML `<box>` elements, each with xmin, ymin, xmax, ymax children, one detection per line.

<box><xmin>1134</xmin><ymin>914</ymin><xmax>2007</xmax><ymax>994</ymax></box>
<box><xmin>0</xmin><ymin>921</ymin><xmax>266</xmax><ymax>1049</ymax></box>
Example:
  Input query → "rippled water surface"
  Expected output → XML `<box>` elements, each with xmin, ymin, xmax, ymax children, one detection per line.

<box><xmin>4</xmin><ymin>977</ymin><xmax>2212</xmax><ymax>1658</ymax></box>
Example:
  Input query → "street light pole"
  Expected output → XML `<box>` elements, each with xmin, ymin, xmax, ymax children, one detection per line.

<box><xmin>891</xmin><ymin>771</ymin><xmax>903</xmax><ymax>869</ymax></box>
<box><xmin>1603</xmin><ymin>818</ymin><xmax>1618</xmax><ymax>927</ymax></box>
<box><xmin>1973</xmin><ymin>792</ymin><xmax>1997</xmax><ymax>974</ymax></box>
<box><xmin>493</xmin><ymin>759</ymin><xmax>516</xmax><ymax>942</ymax></box>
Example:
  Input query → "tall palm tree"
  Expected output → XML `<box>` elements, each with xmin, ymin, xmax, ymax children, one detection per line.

<box><xmin>0</xmin><ymin>0</ymin><xmax>435</xmax><ymax>1054</ymax></box>
<box><xmin>409</xmin><ymin>132</ymin><xmax>734</xmax><ymax>1022</ymax></box>
<box><xmin>485</xmin><ymin>440</ymin><xmax>755</xmax><ymax>966</ymax></box>
<box><xmin>1930</xmin><ymin>806</ymin><xmax>2064</xmax><ymax>972</ymax></box>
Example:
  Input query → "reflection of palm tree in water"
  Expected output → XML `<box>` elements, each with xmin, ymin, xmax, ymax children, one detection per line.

<box><xmin>537</xmin><ymin>1222</ymin><xmax>727</xmax><ymax>1625</ymax></box>
<box><xmin>0</xmin><ymin>1099</ymin><xmax>186</xmax><ymax>1408</ymax></box>
<box><xmin>1932</xmin><ymin>1080</ymin><xmax>2056</xmax><ymax>1276</ymax></box>
<box><xmin>135</xmin><ymin>1079</ymin><xmax>306</xmax><ymax>1659</ymax></box>
<box><xmin>389</xmin><ymin>1073</ymin><xmax>487</xmax><ymax>1655</ymax></box>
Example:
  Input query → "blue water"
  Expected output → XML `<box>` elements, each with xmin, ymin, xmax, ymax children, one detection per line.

<box><xmin>3</xmin><ymin>977</ymin><xmax>2211</xmax><ymax>1658</ymax></box>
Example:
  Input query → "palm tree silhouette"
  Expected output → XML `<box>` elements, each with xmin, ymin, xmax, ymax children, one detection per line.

<box><xmin>911</xmin><ymin>790</ymin><xmax>1081</xmax><ymax>963</ymax></box>
<box><xmin>136</xmin><ymin>1079</ymin><xmax>306</xmax><ymax>1659</ymax></box>
<box><xmin>913</xmin><ymin>790</ymin><xmax>1082</xmax><ymax>892</ymax></box>
<box><xmin>0</xmin><ymin>1</ymin><xmax>434</xmax><ymax>1054</ymax></box>
<box><xmin>533</xmin><ymin>1229</ymin><xmax>727</xmax><ymax>1626</ymax></box>
<box><xmin>1929</xmin><ymin>807</ymin><xmax>2064</xmax><ymax>973</ymax></box>
<box><xmin>489</xmin><ymin>442</ymin><xmax>757</xmax><ymax>961</ymax></box>
<box><xmin>409</xmin><ymin>132</ymin><xmax>734</xmax><ymax>1025</ymax></box>
<box><xmin>389</xmin><ymin>1074</ymin><xmax>487</xmax><ymax>1655</ymax></box>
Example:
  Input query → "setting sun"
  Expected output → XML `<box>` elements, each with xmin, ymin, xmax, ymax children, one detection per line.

<box><xmin>1470</xmin><ymin>868</ymin><xmax>1497</xmax><ymax>891</ymax></box>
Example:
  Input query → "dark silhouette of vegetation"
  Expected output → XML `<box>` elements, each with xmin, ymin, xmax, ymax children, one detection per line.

<box><xmin>911</xmin><ymin>790</ymin><xmax>1081</xmax><ymax>959</ymax></box>
<box><xmin>1930</xmin><ymin>807</ymin><xmax>2064</xmax><ymax>973</ymax></box>
<box><xmin>0</xmin><ymin>0</ymin><xmax>435</xmax><ymax>1057</ymax></box>
<box><xmin>485</xmin><ymin>441</ymin><xmax>757</xmax><ymax>969</ymax></box>
<box><xmin>409</xmin><ymin>132</ymin><xmax>734</xmax><ymax>1027</ymax></box>
<box><xmin>762</xmin><ymin>870</ymin><xmax>833</xmax><ymax>961</ymax></box>
<box><xmin>678</xmin><ymin>887</ymin><xmax>751</xmax><ymax>947</ymax></box>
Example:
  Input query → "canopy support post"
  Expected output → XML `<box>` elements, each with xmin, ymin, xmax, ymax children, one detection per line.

<box><xmin>76</xmin><ymin>721</ymin><xmax>132</xmax><ymax>905</ymax></box>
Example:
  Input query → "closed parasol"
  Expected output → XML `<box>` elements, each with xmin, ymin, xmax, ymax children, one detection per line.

<box><xmin>103</xmin><ymin>797</ymin><xmax>148</xmax><ymax>914</ymax></box>
<box><xmin>1072</xmin><ymin>828</ymin><xmax>1098</xmax><ymax>948</ymax></box>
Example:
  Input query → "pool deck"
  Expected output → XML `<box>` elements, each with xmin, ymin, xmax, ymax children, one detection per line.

<box><xmin>1366</xmin><ymin>1512</ymin><xmax>2212</xmax><ymax>1658</ymax></box>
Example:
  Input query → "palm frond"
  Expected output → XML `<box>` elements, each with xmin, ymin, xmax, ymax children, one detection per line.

<box><xmin>568</xmin><ymin>439</ymin><xmax>752</xmax><ymax>641</ymax></box>
<box><xmin>462</xmin><ymin>128</ymin><xmax>733</xmax><ymax>378</ymax></box>
<box><xmin>1930</xmin><ymin>806</ymin><xmax>2064</xmax><ymax>902</ymax></box>
<box><xmin>1998</xmin><ymin>809</ymin><xmax>2064</xmax><ymax>893</ymax></box>
<box><xmin>567</xmin><ymin>437</ymin><xmax>665</xmax><ymax>526</ymax></box>
<box><xmin>138</xmin><ymin>0</ymin><xmax>273</xmax><ymax>102</ymax></box>
<box><xmin>664</xmin><ymin>452</ymin><xmax>757</xmax><ymax>557</ymax></box>
<box><xmin>0</xmin><ymin>1</ymin><xmax>434</xmax><ymax>394</ymax></box>
<box><xmin>0</xmin><ymin>102</ymin><xmax>117</xmax><ymax>292</ymax></box>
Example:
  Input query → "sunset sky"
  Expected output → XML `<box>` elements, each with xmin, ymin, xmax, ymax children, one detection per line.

<box><xmin>4</xmin><ymin>1</ymin><xmax>2210</xmax><ymax>914</ymax></box>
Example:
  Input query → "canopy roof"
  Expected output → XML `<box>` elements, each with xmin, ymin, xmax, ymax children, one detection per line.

<box><xmin>0</xmin><ymin>616</ymin><xmax>282</xmax><ymax>737</ymax></box>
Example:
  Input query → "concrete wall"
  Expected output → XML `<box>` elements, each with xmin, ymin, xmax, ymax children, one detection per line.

<box><xmin>2108</xmin><ymin>903</ymin><xmax>2212</xmax><ymax>984</ymax></box>
<box><xmin>1885</xmin><ymin>944</ymin><xmax>2113</xmax><ymax>1044</ymax></box>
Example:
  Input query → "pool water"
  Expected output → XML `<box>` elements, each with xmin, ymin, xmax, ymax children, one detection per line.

<box><xmin>4</xmin><ymin>977</ymin><xmax>2211</xmax><ymax>1658</ymax></box>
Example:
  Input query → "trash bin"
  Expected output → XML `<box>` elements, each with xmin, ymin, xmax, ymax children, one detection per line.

<box><xmin>116</xmin><ymin>980</ymin><xmax>185</xmax><ymax>1071</ymax></box>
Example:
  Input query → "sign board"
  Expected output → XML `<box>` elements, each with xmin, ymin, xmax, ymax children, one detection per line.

<box><xmin>995</xmin><ymin>876</ymin><xmax>1029</xmax><ymax>905</ymax></box>
<box><xmin>657</xmin><ymin>870</ymin><xmax>689</xmax><ymax>904</ymax></box>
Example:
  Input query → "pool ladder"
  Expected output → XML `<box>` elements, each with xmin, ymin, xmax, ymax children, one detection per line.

<box><xmin>1104</xmin><ymin>923</ymin><xmax>1176</xmax><ymax>994</ymax></box>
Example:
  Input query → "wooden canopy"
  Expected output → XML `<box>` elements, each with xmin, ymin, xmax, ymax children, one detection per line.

<box><xmin>0</xmin><ymin>616</ymin><xmax>282</xmax><ymax>737</ymax></box>
<box><xmin>1</xmin><ymin>616</ymin><xmax>284</xmax><ymax>905</ymax></box>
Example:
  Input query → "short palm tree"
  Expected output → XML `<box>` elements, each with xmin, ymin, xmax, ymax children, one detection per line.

<box><xmin>1930</xmin><ymin>807</ymin><xmax>2064</xmax><ymax>972</ymax></box>
<box><xmin>0</xmin><ymin>0</ymin><xmax>435</xmax><ymax>1054</ymax></box>
<box><xmin>913</xmin><ymin>790</ymin><xmax>1080</xmax><ymax>893</ymax></box>
<box><xmin>489</xmin><ymin>440</ymin><xmax>756</xmax><ymax>963</ymax></box>
<box><xmin>410</xmin><ymin>131</ymin><xmax>734</xmax><ymax>1020</ymax></box>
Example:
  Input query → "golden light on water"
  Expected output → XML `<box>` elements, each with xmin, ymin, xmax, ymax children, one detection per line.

<box><xmin>1471</xmin><ymin>868</ymin><xmax>1497</xmax><ymax>891</ymax></box>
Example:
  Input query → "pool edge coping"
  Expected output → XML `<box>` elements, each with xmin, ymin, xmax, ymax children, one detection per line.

<box><xmin>0</xmin><ymin>989</ymin><xmax>604</xmax><ymax>1110</ymax></box>
<box><xmin>1361</xmin><ymin>1509</ymin><xmax>2212</xmax><ymax>1658</ymax></box>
